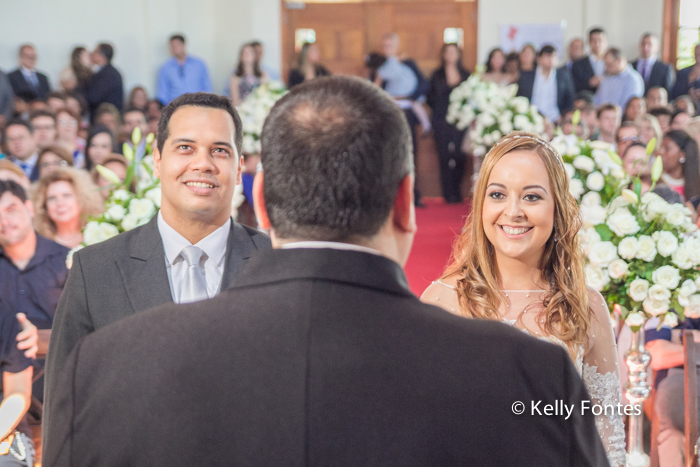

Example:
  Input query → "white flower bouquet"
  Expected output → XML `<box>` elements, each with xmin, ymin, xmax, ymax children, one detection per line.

<box><xmin>237</xmin><ymin>81</ymin><xmax>288</xmax><ymax>155</ymax></box>
<box><xmin>67</xmin><ymin>128</ymin><xmax>161</xmax><ymax>268</ymax></box>
<box><xmin>580</xmin><ymin>156</ymin><xmax>700</xmax><ymax>330</ymax></box>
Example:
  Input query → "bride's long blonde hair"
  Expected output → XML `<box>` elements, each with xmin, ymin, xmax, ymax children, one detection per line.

<box><xmin>443</xmin><ymin>132</ymin><xmax>590</xmax><ymax>356</ymax></box>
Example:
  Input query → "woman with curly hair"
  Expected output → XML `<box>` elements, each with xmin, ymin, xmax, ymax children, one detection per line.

<box><xmin>32</xmin><ymin>168</ymin><xmax>103</xmax><ymax>248</ymax></box>
<box><xmin>421</xmin><ymin>132</ymin><xmax>625</xmax><ymax>467</ymax></box>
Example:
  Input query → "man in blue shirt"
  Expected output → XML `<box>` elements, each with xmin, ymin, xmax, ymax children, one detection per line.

<box><xmin>594</xmin><ymin>47</ymin><xmax>644</xmax><ymax>109</ymax></box>
<box><xmin>157</xmin><ymin>35</ymin><xmax>213</xmax><ymax>105</ymax></box>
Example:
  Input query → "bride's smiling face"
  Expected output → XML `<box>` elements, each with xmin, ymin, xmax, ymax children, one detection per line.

<box><xmin>482</xmin><ymin>150</ymin><xmax>555</xmax><ymax>264</ymax></box>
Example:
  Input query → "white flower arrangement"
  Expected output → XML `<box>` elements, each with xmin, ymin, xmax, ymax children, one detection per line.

<box><xmin>236</xmin><ymin>81</ymin><xmax>288</xmax><ymax>155</ymax></box>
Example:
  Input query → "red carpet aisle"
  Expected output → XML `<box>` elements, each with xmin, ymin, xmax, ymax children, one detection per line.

<box><xmin>404</xmin><ymin>199</ymin><xmax>472</xmax><ymax>296</ymax></box>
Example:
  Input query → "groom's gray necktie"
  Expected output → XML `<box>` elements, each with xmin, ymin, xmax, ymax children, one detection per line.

<box><xmin>179</xmin><ymin>246</ymin><xmax>209</xmax><ymax>304</ymax></box>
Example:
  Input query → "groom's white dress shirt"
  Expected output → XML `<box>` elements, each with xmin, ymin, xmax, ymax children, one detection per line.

<box><xmin>281</xmin><ymin>241</ymin><xmax>381</xmax><ymax>256</ymax></box>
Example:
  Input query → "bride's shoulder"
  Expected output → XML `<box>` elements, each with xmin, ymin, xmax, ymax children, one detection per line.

<box><xmin>421</xmin><ymin>275</ymin><xmax>461</xmax><ymax>314</ymax></box>
<box><xmin>586</xmin><ymin>286</ymin><xmax>609</xmax><ymax>319</ymax></box>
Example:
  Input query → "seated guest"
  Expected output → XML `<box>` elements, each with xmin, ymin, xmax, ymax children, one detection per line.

<box><xmin>64</xmin><ymin>92</ymin><xmax>89</xmax><ymax>140</ymax></box>
<box><xmin>84</xmin><ymin>44</ymin><xmax>124</xmax><ymax>121</ymax></box>
<box><xmin>0</xmin><ymin>179</ymin><xmax>69</xmax><ymax>331</ymax></box>
<box><xmin>636</xmin><ymin>113</ymin><xmax>662</xmax><ymax>149</ymax></box>
<box><xmin>32</xmin><ymin>168</ymin><xmax>103</xmax><ymax>249</ymax></box>
<box><xmin>90</xmin><ymin>153</ymin><xmax>128</xmax><ymax>199</ymax></box>
<box><xmin>593</xmin><ymin>103</ymin><xmax>620</xmax><ymax>144</ymax></box>
<box><xmin>288</xmin><ymin>42</ymin><xmax>330</xmax><ymax>89</ymax></box>
<box><xmin>623</xmin><ymin>96</ymin><xmax>646</xmax><ymax>122</ymax></box>
<box><xmin>504</xmin><ymin>52</ymin><xmax>520</xmax><ymax>75</ymax></box>
<box><xmin>623</xmin><ymin>142</ymin><xmax>684</xmax><ymax>204</ymax></box>
<box><xmin>29</xmin><ymin>110</ymin><xmax>56</xmax><ymax>150</ymax></box>
<box><xmin>647</xmin><ymin>86</ymin><xmax>668</xmax><ymax>110</ymax></box>
<box><xmin>673</xmin><ymin>95</ymin><xmax>696</xmax><ymax>117</ymax></box>
<box><xmin>594</xmin><ymin>48</ymin><xmax>644</xmax><ymax>109</ymax></box>
<box><xmin>93</xmin><ymin>103</ymin><xmax>122</xmax><ymax>139</ymax></box>
<box><xmin>157</xmin><ymin>34</ymin><xmax>212</xmax><ymax>105</ymax></box>
<box><xmin>572</xmin><ymin>27</ymin><xmax>607</xmax><ymax>93</ymax></box>
<box><xmin>4</xmin><ymin>120</ymin><xmax>39</xmax><ymax>182</ymax></box>
<box><xmin>42</xmin><ymin>76</ymin><xmax>607</xmax><ymax>467</ymax></box>
<box><xmin>671</xmin><ymin>110</ymin><xmax>691</xmax><ymax>131</ymax></box>
<box><xmin>560</xmin><ymin>109</ymin><xmax>589</xmax><ymax>139</ymax></box>
<box><xmin>45</xmin><ymin>92</ymin><xmax>66</xmax><ymax>113</ymax></box>
<box><xmin>55</xmin><ymin>108</ymin><xmax>84</xmax><ymax>168</ymax></box>
<box><xmin>482</xmin><ymin>48</ymin><xmax>514</xmax><ymax>86</ymax></box>
<box><xmin>0</xmin><ymin>161</ymin><xmax>29</xmax><ymax>190</ymax></box>
<box><xmin>650</xmin><ymin>106</ymin><xmax>673</xmax><ymax>134</ymax></box>
<box><xmin>519</xmin><ymin>44</ymin><xmax>536</xmax><ymax>72</ymax></box>
<box><xmin>575</xmin><ymin>94</ymin><xmax>599</xmax><ymax>136</ymax></box>
<box><xmin>147</xmin><ymin>116</ymin><xmax>158</xmax><ymax>137</ymax></box>
<box><xmin>147</xmin><ymin>99</ymin><xmax>163</xmax><ymax>122</ymax></box>
<box><xmin>0</xmin><ymin>298</ymin><xmax>35</xmax><ymax>467</ymax></box>
<box><xmin>658</xmin><ymin>130</ymin><xmax>700</xmax><ymax>201</ymax></box>
<box><xmin>36</xmin><ymin>145</ymin><xmax>73</xmax><ymax>179</ymax></box>
<box><xmin>516</xmin><ymin>44</ymin><xmax>574</xmax><ymax>123</ymax></box>
<box><xmin>228</xmin><ymin>43</ymin><xmax>267</xmax><ymax>106</ymax></box>
<box><xmin>84</xmin><ymin>125</ymin><xmax>116</xmax><ymax>171</ymax></box>
<box><xmin>671</xmin><ymin>43</ymin><xmax>700</xmax><ymax>100</ymax></box>
<box><xmin>120</xmin><ymin>108</ymin><xmax>148</xmax><ymax>149</ymax></box>
<box><xmin>127</xmin><ymin>86</ymin><xmax>149</xmax><ymax>112</ymax></box>
<box><xmin>631</xmin><ymin>33</ymin><xmax>675</xmax><ymax>95</ymax></box>
<box><xmin>7</xmin><ymin>45</ymin><xmax>51</xmax><ymax>104</ymax></box>
<box><xmin>615</xmin><ymin>121</ymin><xmax>640</xmax><ymax>155</ymax></box>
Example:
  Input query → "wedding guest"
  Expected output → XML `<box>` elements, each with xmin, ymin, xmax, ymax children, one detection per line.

<box><xmin>519</xmin><ymin>44</ymin><xmax>537</xmax><ymax>72</ymax></box>
<box><xmin>84</xmin><ymin>125</ymin><xmax>115</xmax><ymax>171</ymax></box>
<box><xmin>8</xmin><ymin>45</ymin><xmax>51</xmax><ymax>104</ymax></box>
<box><xmin>650</xmin><ymin>107</ymin><xmax>673</xmax><ymax>134</ymax></box>
<box><xmin>671</xmin><ymin>110</ymin><xmax>691</xmax><ymax>131</ymax></box>
<box><xmin>673</xmin><ymin>95</ymin><xmax>696</xmax><ymax>116</ymax></box>
<box><xmin>46</xmin><ymin>91</ymin><xmax>67</xmax><ymax>113</ymax></box>
<box><xmin>636</xmin><ymin>113</ymin><xmax>662</xmax><ymax>149</ymax></box>
<box><xmin>147</xmin><ymin>116</ymin><xmax>159</xmax><ymax>137</ymax></box>
<box><xmin>157</xmin><ymin>34</ymin><xmax>213</xmax><ymax>105</ymax></box>
<box><xmin>482</xmin><ymin>48</ymin><xmax>513</xmax><ymax>85</ymax></box>
<box><xmin>127</xmin><ymin>86</ymin><xmax>149</xmax><ymax>112</ymax></box>
<box><xmin>593</xmin><ymin>103</ymin><xmax>620</xmax><ymax>144</ymax></box>
<box><xmin>250</xmin><ymin>41</ymin><xmax>280</xmax><ymax>81</ymax></box>
<box><xmin>572</xmin><ymin>27</ymin><xmax>607</xmax><ymax>93</ymax></box>
<box><xmin>577</xmin><ymin>98</ymin><xmax>599</xmax><ymax>137</ymax></box>
<box><xmin>29</xmin><ymin>109</ymin><xmax>57</xmax><ymax>150</ymax></box>
<box><xmin>229</xmin><ymin>43</ymin><xmax>267</xmax><ymax>106</ymax></box>
<box><xmin>84</xmin><ymin>43</ymin><xmax>124</xmax><ymax>120</ymax></box>
<box><xmin>622</xmin><ymin>143</ymin><xmax>683</xmax><ymax>204</ymax></box>
<box><xmin>90</xmin><ymin>153</ymin><xmax>128</xmax><ymax>199</ymax></box>
<box><xmin>93</xmin><ymin>102</ymin><xmax>121</xmax><ymax>139</ymax></box>
<box><xmin>0</xmin><ymin>161</ymin><xmax>29</xmax><ymax>190</ymax></box>
<box><xmin>505</xmin><ymin>52</ymin><xmax>520</xmax><ymax>75</ymax></box>
<box><xmin>646</xmin><ymin>86</ymin><xmax>668</xmax><ymax>110</ymax></box>
<box><xmin>121</xmin><ymin>108</ymin><xmax>147</xmax><ymax>144</ymax></box>
<box><xmin>631</xmin><ymin>33</ymin><xmax>675</xmax><ymax>94</ymax></box>
<box><xmin>43</xmin><ymin>76</ymin><xmax>608</xmax><ymax>467</ymax></box>
<box><xmin>671</xmin><ymin>43</ymin><xmax>700</xmax><ymax>100</ymax></box>
<box><xmin>288</xmin><ymin>42</ymin><xmax>330</xmax><ymax>89</ymax></box>
<box><xmin>55</xmin><ymin>108</ymin><xmax>84</xmax><ymax>168</ymax></box>
<box><xmin>0</xmin><ymin>71</ymin><xmax>14</xmax><ymax>127</ymax></box>
<box><xmin>32</xmin><ymin>168</ymin><xmax>103</xmax><ymax>249</ymax></box>
<box><xmin>147</xmin><ymin>99</ymin><xmax>163</xmax><ymax>121</ymax></box>
<box><xmin>561</xmin><ymin>109</ymin><xmax>589</xmax><ymax>139</ymax></box>
<box><xmin>36</xmin><ymin>145</ymin><xmax>73</xmax><ymax>179</ymax></box>
<box><xmin>4</xmin><ymin>120</ymin><xmax>40</xmax><ymax>182</ymax></box>
<box><xmin>59</xmin><ymin>47</ymin><xmax>92</xmax><ymax>93</ymax></box>
<box><xmin>658</xmin><ymin>129</ymin><xmax>700</xmax><ymax>201</ymax></box>
<box><xmin>594</xmin><ymin>48</ymin><xmax>644</xmax><ymax>109</ymax></box>
<box><xmin>566</xmin><ymin>38</ymin><xmax>585</xmax><ymax>71</ymax></box>
<box><xmin>422</xmin><ymin>131</ymin><xmax>625</xmax><ymax>467</ymax></box>
<box><xmin>623</xmin><ymin>96</ymin><xmax>646</xmax><ymax>122</ymax></box>
<box><xmin>516</xmin><ymin>45</ymin><xmax>575</xmax><ymax>123</ymax></box>
<box><xmin>615</xmin><ymin>121</ymin><xmax>640</xmax><ymax>155</ymax></box>
<box><xmin>43</xmin><ymin>92</ymin><xmax>272</xmax><ymax>452</ymax></box>
<box><xmin>427</xmin><ymin>43</ymin><xmax>470</xmax><ymax>204</ymax></box>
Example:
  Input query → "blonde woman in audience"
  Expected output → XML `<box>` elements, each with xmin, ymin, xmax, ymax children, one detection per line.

<box><xmin>422</xmin><ymin>132</ymin><xmax>625</xmax><ymax>467</ymax></box>
<box><xmin>36</xmin><ymin>145</ymin><xmax>73</xmax><ymax>179</ymax></box>
<box><xmin>32</xmin><ymin>168</ymin><xmax>103</xmax><ymax>248</ymax></box>
<box><xmin>636</xmin><ymin>113</ymin><xmax>662</xmax><ymax>151</ymax></box>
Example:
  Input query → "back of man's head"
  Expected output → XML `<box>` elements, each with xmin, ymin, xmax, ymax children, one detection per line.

<box><xmin>261</xmin><ymin>76</ymin><xmax>413</xmax><ymax>242</ymax></box>
<box><xmin>98</xmin><ymin>43</ymin><xmax>114</xmax><ymax>63</ymax></box>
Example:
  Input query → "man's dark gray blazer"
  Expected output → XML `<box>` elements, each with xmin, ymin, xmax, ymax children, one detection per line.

<box><xmin>43</xmin><ymin>215</ymin><xmax>270</xmax><ymax>449</ymax></box>
<box><xmin>44</xmin><ymin>247</ymin><xmax>608</xmax><ymax>467</ymax></box>
<box><xmin>516</xmin><ymin>67</ymin><xmax>575</xmax><ymax>118</ymax></box>
<box><xmin>631</xmin><ymin>59</ymin><xmax>675</xmax><ymax>94</ymax></box>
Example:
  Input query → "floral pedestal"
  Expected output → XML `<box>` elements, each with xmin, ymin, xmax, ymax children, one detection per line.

<box><xmin>624</xmin><ymin>328</ymin><xmax>652</xmax><ymax>467</ymax></box>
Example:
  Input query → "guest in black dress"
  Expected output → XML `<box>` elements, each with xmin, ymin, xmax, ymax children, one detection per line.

<box><xmin>288</xmin><ymin>42</ymin><xmax>330</xmax><ymax>89</ymax></box>
<box><xmin>427</xmin><ymin>43</ymin><xmax>470</xmax><ymax>204</ymax></box>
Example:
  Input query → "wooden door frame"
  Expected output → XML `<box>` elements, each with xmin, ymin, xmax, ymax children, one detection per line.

<box><xmin>661</xmin><ymin>0</ymin><xmax>680</xmax><ymax>67</ymax></box>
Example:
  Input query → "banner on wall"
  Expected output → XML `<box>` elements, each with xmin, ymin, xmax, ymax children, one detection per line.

<box><xmin>499</xmin><ymin>23</ymin><xmax>566</xmax><ymax>57</ymax></box>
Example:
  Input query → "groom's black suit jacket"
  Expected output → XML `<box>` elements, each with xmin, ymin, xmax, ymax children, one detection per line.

<box><xmin>44</xmin><ymin>248</ymin><xmax>608</xmax><ymax>467</ymax></box>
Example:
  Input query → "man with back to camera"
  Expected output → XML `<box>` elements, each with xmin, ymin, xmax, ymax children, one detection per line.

<box><xmin>43</xmin><ymin>76</ymin><xmax>607</xmax><ymax>467</ymax></box>
<box><xmin>42</xmin><ymin>92</ymin><xmax>271</xmax><ymax>452</ymax></box>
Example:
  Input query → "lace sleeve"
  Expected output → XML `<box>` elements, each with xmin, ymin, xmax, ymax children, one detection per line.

<box><xmin>583</xmin><ymin>287</ymin><xmax>626</xmax><ymax>467</ymax></box>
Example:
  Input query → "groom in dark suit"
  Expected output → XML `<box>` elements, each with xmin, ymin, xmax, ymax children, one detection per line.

<box><xmin>42</xmin><ymin>92</ymin><xmax>271</xmax><ymax>451</ymax></box>
<box><xmin>43</xmin><ymin>77</ymin><xmax>607</xmax><ymax>467</ymax></box>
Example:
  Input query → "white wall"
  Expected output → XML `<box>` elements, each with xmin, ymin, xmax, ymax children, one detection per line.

<box><xmin>0</xmin><ymin>0</ymin><xmax>281</xmax><ymax>100</ymax></box>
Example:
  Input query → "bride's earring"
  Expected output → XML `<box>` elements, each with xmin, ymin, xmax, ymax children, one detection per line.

<box><xmin>553</xmin><ymin>222</ymin><xmax>558</xmax><ymax>243</ymax></box>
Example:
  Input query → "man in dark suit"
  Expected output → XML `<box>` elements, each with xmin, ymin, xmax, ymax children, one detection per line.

<box><xmin>43</xmin><ymin>92</ymin><xmax>271</xmax><ymax>453</ymax></box>
<box><xmin>571</xmin><ymin>27</ymin><xmax>607</xmax><ymax>93</ymax></box>
<box><xmin>83</xmin><ymin>43</ymin><xmax>124</xmax><ymax>121</ymax></box>
<box><xmin>7</xmin><ymin>45</ymin><xmax>51</xmax><ymax>103</ymax></box>
<box><xmin>631</xmin><ymin>33</ymin><xmax>674</xmax><ymax>95</ymax></box>
<box><xmin>3</xmin><ymin>120</ymin><xmax>40</xmax><ymax>182</ymax></box>
<box><xmin>43</xmin><ymin>76</ymin><xmax>608</xmax><ymax>467</ymax></box>
<box><xmin>517</xmin><ymin>44</ymin><xmax>575</xmax><ymax>123</ymax></box>
<box><xmin>671</xmin><ymin>43</ymin><xmax>700</xmax><ymax>101</ymax></box>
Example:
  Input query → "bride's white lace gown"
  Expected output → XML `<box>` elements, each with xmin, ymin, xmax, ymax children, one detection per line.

<box><xmin>423</xmin><ymin>281</ymin><xmax>627</xmax><ymax>467</ymax></box>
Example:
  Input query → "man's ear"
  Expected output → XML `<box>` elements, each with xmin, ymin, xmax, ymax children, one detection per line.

<box><xmin>153</xmin><ymin>147</ymin><xmax>161</xmax><ymax>179</ymax></box>
<box><xmin>24</xmin><ymin>199</ymin><xmax>34</xmax><ymax>218</ymax></box>
<box><xmin>393</xmin><ymin>175</ymin><xmax>416</xmax><ymax>234</ymax></box>
<box><xmin>253</xmin><ymin>171</ymin><xmax>270</xmax><ymax>230</ymax></box>
<box><xmin>236</xmin><ymin>156</ymin><xmax>243</xmax><ymax>185</ymax></box>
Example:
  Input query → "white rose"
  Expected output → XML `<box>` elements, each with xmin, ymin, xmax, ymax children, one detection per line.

<box><xmin>588</xmin><ymin>241</ymin><xmax>619</xmax><ymax>268</ymax></box>
<box><xmin>629</xmin><ymin>278</ymin><xmax>650</xmax><ymax>302</ymax></box>
<box><xmin>106</xmin><ymin>204</ymin><xmax>126</xmax><ymax>222</ymax></box>
<box><xmin>112</xmin><ymin>189</ymin><xmax>130</xmax><ymax>202</ymax></box>
<box><xmin>643</xmin><ymin>297</ymin><xmax>671</xmax><ymax>316</ymax></box>
<box><xmin>606</xmin><ymin>207</ymin><xmax>641</xmax><ymax>237</ymax></box>
<box><xmin>672</xmin><ymin>245</ymin><xmax>694</xmax><ymax>270</ymax></box>
<box><xmin>566</xmin><ymin>145</ymin><xmax>582</xmax><ymax>156</ymax></box>
<box><xmin>663</xmin><ymin>313</ymin><xmax>679</xmax><ymax>328</ymax></box>
<box><xmin>569</xmin><ymin>178</ymin><xmax>584</xmax><ymax>199</ymax></box>
<box><xmin>491</xmin><ymin>130</ymin><xmax>502</xmax><ymax>142</ymax></box>
<box><xmin>121</xmin><ymin>213</ymin><xmax>139</xmax><ymax>231</ymax></box>
<box><xmin>586</xmin><ymin>172</ymin><xmax>605</xmax><ymax>191</ymax></box>
<box><xmin>65</xmin><ymin>245</ymin><xmax>84</xmax><ymax>270</ymax></box>
<box><xmin>590</xmin><ymin>140</ymin><xmax>612</xmax><ymax>150</ymax></box>
<box><xmin>585</xmin><ymin>265</ymin><xmax>610</xmax><ymax>291</ymax></box>
<box><xmin>608</xmin><ymin>259</ymin><xmax>629</xmax><ymax>279</ymax></box>
<box><xmin>145</xmin><ymin>187</ymin><xmax>162</xmax><ymax>208</ymax></box>
<box><xmin>581</xmin><ymin>191</ymin><xmax>602</xmax><ymax>207</ymax></box>
<box><xmin>648</xmin><ymin>284</ymin><xmax>672</xmax><ymax>302</ymax></box>
<box><xmin>608</xmin><ymin>196</ymin><xmax>630</xmax><ymax>211</ymax></box>
<box><xmin>512</xmin><ymin>96</ymin><xmax>529</xmax><ymax>114</ymax></box>
<box><xmin>99</xmin><ymin>222</ymin><xmax>119</xmax><ymax>241</ymax></box>
<box><xmin>635</xmin><ymin>235</ymin><xmax>657</xmax><ymax>262</ymax></box>
<box><xmin>685</xmin><ymin>295</ymin><xmax>700</xmax><ymax>319</ymax></box>
<box><xmin>626</xmin><ymin>312</ymin><xmax>646</xmax><ymax>327</ymax></box>
<box><xmin>482</xmin><ymin>134</ymin><xmax>494</xmax><ymax>147</ymax></box>
<box><xmin>643</xmin><ymin>199</ymin><xmax>670</xmax><ymax>222</ymax></box>
<box><xmin>579</xmin><ymin>228</ymin><xmax>602</xmax><ymax>255</ymax></box>
<box><xmin>581</xmin><ymin>204</ymin><xmax>607</xmax><ymax>227</ymax></box>
<box><xmin>656</xmin><ymin>231</ymin><xmax>679</xmax><ymax>257</ymax></box>
<box><xmin>573</xmin><ymin>156</ymin><xmax>596</xmax><ymax>172</ymax></box>
<box><xmin>83</xmin><ymin>221</ymin><xmax>103</xmax><ymax>246</ymax></box>
<box><xmin>477</xmin><ymin>112</ymin><xmax>496</xmax><ymax>128</ymax></box>
<box><xmin>695</xmin><ymin>276</ymin><xmax>700</xmax><ymax>291</ymax></box>
<box><xmin>564</xmin><ymin>163</ymin><xmax>575</xmax><ymax>179</ymax></box>
<box><xmin>665</xmin><ymin>205</ymin><xmax>688</xmax><ymax>226</ymax></box>
<box><xmin>685</xmin><ymin>237</ymin><xmax>700</xmax><ymax>265</ymax></box>
<box><xmin>618</xmin><ymin>236</ymin><xmax>639</xmax><ymax>260</ymax></box>
<box><xmin>499</xmin><ymin>120</ymin><xmax>513</xmax><ymax>134</ymax></box>
<box><xmin>128</xmin><ymin>198</ymin><xmax>156</xmax><ymax>221</ymax></box>
<box><xmin>473</xmin><ymin>145</ymin><xmax>487</xmax><ymax>157</ymax></box>
<box><xmin>652</xmin><ymin>265</ymin><xmax>682</xmax><ymax>290</ymax></box>
<box><xmin>680</xmin><ymin>279</ymin><xmax>698</xmax><ymax>298</ymax></box>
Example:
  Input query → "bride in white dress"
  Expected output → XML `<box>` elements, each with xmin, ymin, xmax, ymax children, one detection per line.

<box><xmin>422</xmin><ymin>132</ymin><xmax>626</xmax><ymax>467</ymax></box>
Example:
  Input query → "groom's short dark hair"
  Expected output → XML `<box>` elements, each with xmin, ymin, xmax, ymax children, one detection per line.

<box><xmin>261</xmin><ymin>76</ymin><xmax>413</xmax><ymax>242</ymax></box>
